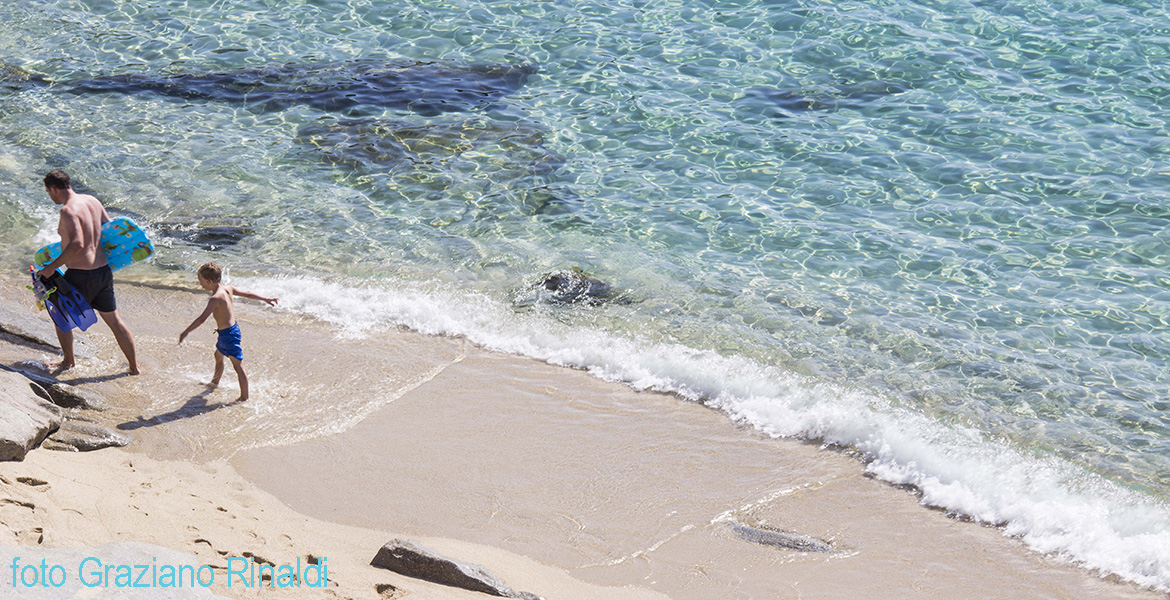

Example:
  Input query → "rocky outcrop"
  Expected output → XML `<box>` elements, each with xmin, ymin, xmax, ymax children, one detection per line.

<box><xmin>0</xmin><ymin>370</ymin><xmax>61</xmax><ymax>461</ymax></box>
<box><xmin>3</xmin><ymin>366</ymin><xmax>107</xmax><ymax>410</ymax></box>
<box><xmin>371</xmin><ymin>540</ymin><xmax>541</xmax><ymax>599</ymax></box>
<box><xmin>0</xmin><ymin>304</ymin><xmax>61</xmax><ymax>349</ymax></box>
<box><xmin>47</xmin><ymin>419</ymin><xmax>131</xmax><ymax>452</ymax></box>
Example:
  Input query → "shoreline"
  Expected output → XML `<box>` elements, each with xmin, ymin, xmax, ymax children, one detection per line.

<box><xmin>0</xmin><ymin>271</ymin><xmax>1163</xmax><ymax>599</ymax></box>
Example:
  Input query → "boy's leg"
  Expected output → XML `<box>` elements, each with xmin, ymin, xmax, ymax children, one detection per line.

<box><xmin>51</xmin><ymin>326</ymin><xmax>76</xmax><ymax>372</ymax></box>
<box><xmin>211</xmin><ymin>350</ymin><xmax>225</xmax><ymax>386</ymax></box>
<box><xmin>229</xmin><ymin>357</ymin><xmax>248</xmax><ymax>401</ymax></box>
<box><xmin>97</xmin><ymin>310</ymin><xmax>139</xmax><ymax>375</ymax></box>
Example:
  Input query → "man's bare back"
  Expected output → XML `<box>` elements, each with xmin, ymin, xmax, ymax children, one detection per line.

<box><xmin>57</xmin><ymin>192</ymin><xmax>109</xmax><ymax>270</ymax></box>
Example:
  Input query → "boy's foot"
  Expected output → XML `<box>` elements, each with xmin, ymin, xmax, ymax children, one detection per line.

<box><xmin>232</xmin><ymin>395</ymin><xmax>248</xmax><ymax>403</ymax></box>
<box><xmin>128</xmin><ymin>366</ymin><xmax>141</xmax><ymax>376</ymax></box>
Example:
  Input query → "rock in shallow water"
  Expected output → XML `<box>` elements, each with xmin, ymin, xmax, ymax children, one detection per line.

<box><xmin>155</xmin><ymin>221</ymin><xmax>253</xmax><ymax>250</ymax></box>
<box><xmin>62</xmin><ymin>60</ymin><xmax>538</xmax><ymax>116</ymax></box>
<box><xmin>730</xmin><ymin>521</ymin><xmax>836</xmax><ymax>553</ymax></box>
<box><xmin>513</xmin><ymin>267</ymin><xmax>623</xmax><ymax>307</ymax></box>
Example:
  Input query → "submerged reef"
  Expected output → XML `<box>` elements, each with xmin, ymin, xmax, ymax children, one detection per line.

<box><xmin>2</xmin><ymin>59</ymin><xmax>536</xmax><ymax>116</ymax></box>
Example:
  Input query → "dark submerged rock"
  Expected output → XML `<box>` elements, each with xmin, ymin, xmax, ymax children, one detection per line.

<box><xmin>155</xmin><ymin>221</ymin><xmax>253</xmax><ymax>250</ymax></box>
<box><xmin>742</xmin><ymin>81</ymin><xmax>908</xmax><ymax>119</ymax></box>
<box><xmin>297</xmin><ymin>117</ymin><xmax>561</xmax><ymax>178</ymax></box>
<box><xmin>64</xmin><ymin>60</ymin><xmax>538</xmax><ymax>116</ymax></box>
<box><xmin>0</xmin><ymin>61</ymin><xmax>48</xmax><ymax>88</ymax></box>
<box><xmin>297</xmin><ymin>117</ymin><xmax>571</xmax><ymax>215</ymax></box>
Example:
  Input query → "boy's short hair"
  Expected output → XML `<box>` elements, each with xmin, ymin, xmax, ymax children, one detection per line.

<box><xmin>43</xmin><ymin>170</ymin><xmax>71</xmax><ymax>190</ymax></box>
<box><xmin>198</xmin><ymin>262</ymin><xmax>222</xmax><ymax>283</ymax></box>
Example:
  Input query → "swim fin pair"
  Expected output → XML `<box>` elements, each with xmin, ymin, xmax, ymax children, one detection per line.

<box><xmin>29</xmin><ymin>267</ymin><xmax>97</xmax><ymax>332</ymax></box>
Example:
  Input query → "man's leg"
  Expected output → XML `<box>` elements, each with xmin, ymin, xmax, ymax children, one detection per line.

<box><xmin>51</xmin><ymin>326</ymin><xmax>75</xmax><ymax>372</ymax></box>
<box><xmin>97</xmin><ymin>310</ymin><xmax>139</xmax><ymax>375</ymax></box>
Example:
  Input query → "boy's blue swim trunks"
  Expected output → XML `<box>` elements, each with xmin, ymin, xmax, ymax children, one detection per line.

<box><xmin>216</xmin><ymin>322</ymin><xmax>244</xmax><ymax>361</ymax></box>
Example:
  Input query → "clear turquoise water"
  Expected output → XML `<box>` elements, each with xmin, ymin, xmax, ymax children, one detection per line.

<box><xmin>2</xmin><ymin>0</ymin><xmax>1170</xmax><ymax>589</ymax></box>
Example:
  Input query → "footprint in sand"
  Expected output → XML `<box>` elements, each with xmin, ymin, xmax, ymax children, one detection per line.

<box><xmin>0</xmin><ymin>498</ymin><xmax>36</xmax><ymax>510</ymax></box>
<box><xmin>376</xmin><ymin>583</ymin><xmax>402</xmax><ymax>598</ymax></box>
<box><xmin>0</xmin><ymin>498</ymin><xmax>42</xmax><ymax>545</ymax></box>
<box><xmin>194</xmin><ymin>537</ymin><xmax>230</xmax><ymax>557</ymax></box>
<box><xmin>16</xmin><ymin>477</ymin><xmax>49</xmax><ymax>488</ymax></box>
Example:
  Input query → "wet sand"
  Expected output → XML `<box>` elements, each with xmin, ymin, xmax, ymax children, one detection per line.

<box><xmin>0</xmin><ymin>271</ymin><xmax>1162</xmax><ymax>599</ymax></box>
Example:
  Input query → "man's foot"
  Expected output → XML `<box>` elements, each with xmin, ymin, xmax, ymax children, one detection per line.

<box><xmin>231</xmin><ymin>395</ymin><xmax>248</xmax><ymax>404</ymax></box>
<box><xmin>209</xmin><ymin>377</ymin><xmax>221</xmax><ymax>387</ymax></box>
<box><xmin>128</xmin><ymin>366</ymin><xmax>141</xmax><ymax>376</ymax></box>
<box><xmin>48</xmin><ymin>360</ymin><xmax>75</xmax><ymax>373</ymax></box>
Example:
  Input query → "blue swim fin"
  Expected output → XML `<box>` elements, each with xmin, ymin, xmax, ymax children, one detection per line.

<box><xmin>44</xmin><ymin>294</ymin><xmax>76</xmax><ymax>332</ymax></box>
<box><xmin>44</xmin><ymin>272</ymin><xmax>97</xmax><ymax>332</ymax></box>
<box><xmin>30</xmin><ymin>266</ymin><xmax>73</xmax><ymax>332</ymax></box>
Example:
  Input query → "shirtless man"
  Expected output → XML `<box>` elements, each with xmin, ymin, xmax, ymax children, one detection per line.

<box><xmin>37</xmin><ymin>170</ymin><xmax>139</xmax><ymax>375</ymax></box>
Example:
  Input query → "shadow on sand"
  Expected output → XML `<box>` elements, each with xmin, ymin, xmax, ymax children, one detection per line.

<box><xmin>117</xmin><ymin>385</ymin><xmax>242</xmax><ymax>431</ymax></box>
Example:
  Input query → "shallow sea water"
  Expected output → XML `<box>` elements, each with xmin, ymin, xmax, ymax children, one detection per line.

<box><xmin>1</xmin><ymin>0</ymin><xmax>1169</xmax><ymax>590</ymax></box>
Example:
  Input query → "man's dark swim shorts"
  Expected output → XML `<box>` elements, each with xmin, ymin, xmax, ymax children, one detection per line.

<box><xmin>63</xmin><ymin>265</ymin><xmax>116</xmax><ymax>313</ymax></box>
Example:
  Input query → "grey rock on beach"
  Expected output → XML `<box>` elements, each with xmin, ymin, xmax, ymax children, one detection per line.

<box><xmin>3</xmin><ymin>366</ymin><xmax>107</xmax><ymax>410</ymax></box>
<box><xmin>47</xmin><ymin>419</ymin><xmax>132</xmax><ymax>452</ymax></box>
<box><xmin>730</xmin><ymin>521</ymin><xmax>836</xmax><ymax>553</ymax></box>
<box><xmin>371</xmin><ymin>540</ymin><xmax>542</xmax><ymax>599</ymax></box>
<box><xmin>0</xmin><ymin>370</ymin><xmax>61</xmax><ymax>461</ymax></box>
<box><xmin>0</xmin><ymin>302</ymin><xmax>63</xmax><ymax>350</ymax></box>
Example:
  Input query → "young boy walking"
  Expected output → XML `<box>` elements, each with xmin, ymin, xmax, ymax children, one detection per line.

<box><xmin>178</xmin><ymin>262</ymin><xmax>278</xmax><ymax>402</ymax></box>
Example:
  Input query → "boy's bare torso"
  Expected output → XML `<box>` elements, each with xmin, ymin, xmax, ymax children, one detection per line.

<box><xmin>207</xmin><ymin>285</ymin><xmax>238</xmax><ymax>330</ymax></box>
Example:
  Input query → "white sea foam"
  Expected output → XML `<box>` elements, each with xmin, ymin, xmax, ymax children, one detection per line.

<box><xmin>242</xmin><ymin>273</ymin><xmax>1170</xmax><ymax>592</ymax></box>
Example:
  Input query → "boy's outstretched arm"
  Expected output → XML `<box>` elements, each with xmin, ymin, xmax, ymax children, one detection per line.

<box><xmin>179</xmin><ymin>302</ymin><xmax>216</xmax><ymax>345</ymax></box>
<box><xmin>228</xmin><ymin>286</ymin><xmax>279</xmax><ymax>307</ymax></box>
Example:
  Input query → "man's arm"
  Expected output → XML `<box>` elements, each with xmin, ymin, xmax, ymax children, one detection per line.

<box><xmin>228</xmin><ymin>286</ymin><xmax>279</xmax><ymax>307</ymax></box>
<box><xmin>38</xmin><ymin>209</ymin><xmax>83</xmax><ymax>278</ymax></box>
<box><xmin>178</xmin><ymin>301</ymin><xmax>217</xmax><ymax>344</ymax></box>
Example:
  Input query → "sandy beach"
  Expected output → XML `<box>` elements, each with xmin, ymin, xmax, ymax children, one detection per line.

<box><xmin>0</xmin><ymin>271</ymin><xmax>1163</xmax><ymax>600</ymax></box>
